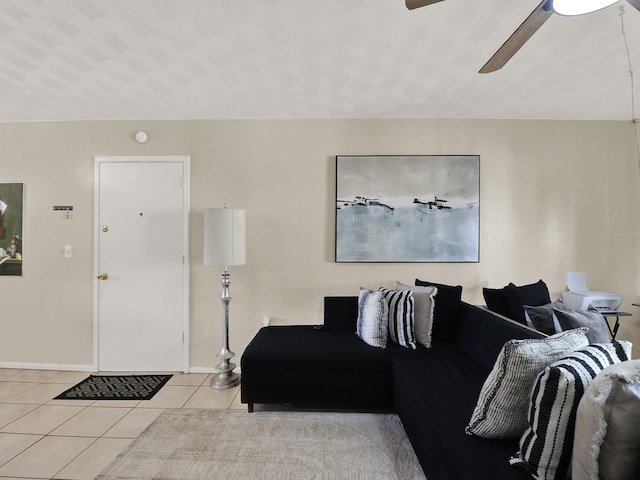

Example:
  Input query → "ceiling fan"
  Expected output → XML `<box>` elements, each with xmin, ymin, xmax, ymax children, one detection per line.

<box><xmin>406</xmin><ymin>0</ymin><xmax>640</xmax><ymax>73</ymax></box>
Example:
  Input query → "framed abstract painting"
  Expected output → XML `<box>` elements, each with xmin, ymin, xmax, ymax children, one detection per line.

<box><xmin>335</xmin><ymin>155</ymin><xmax>479</xmax><ymax>263</ymax></box>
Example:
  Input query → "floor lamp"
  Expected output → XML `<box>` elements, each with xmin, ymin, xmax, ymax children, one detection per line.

<box><xmin>203</xmin><ymin>207</ymin><xmax>246</xmax><ymax>390</ymax></box>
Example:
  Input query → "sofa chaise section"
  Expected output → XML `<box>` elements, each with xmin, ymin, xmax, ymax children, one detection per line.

<box><xmin>240</xmin><ymin>296</ymin><xmax>463</xmax><ymax>412</ymax></box>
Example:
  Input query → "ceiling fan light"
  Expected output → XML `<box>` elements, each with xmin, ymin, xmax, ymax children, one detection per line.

<box><xmin>552</xmin><ymin>0</ymin><xmax>619</xmax><ymax>16</ymax></box>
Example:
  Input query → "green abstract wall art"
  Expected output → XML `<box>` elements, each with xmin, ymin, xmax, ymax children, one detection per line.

<box><xmin>0</xmin><ymin>183</ymin><xmax>23</xmax><ymax>276</ymax></box>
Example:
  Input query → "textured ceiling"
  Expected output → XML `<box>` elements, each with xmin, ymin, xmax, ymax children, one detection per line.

<box><xmin>1</xmin><ymin>0</ymin><xmax>639</xmax><ymax>121</ymax></box>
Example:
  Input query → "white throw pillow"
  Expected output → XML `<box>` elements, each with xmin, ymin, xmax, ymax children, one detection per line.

<box><xmin>572</xmin><ymin>359</ymin><xmax>640</xmax><ymax>480</ymax></box>
<box><xmin>396</xmin><ymin>282</ymin><xmax>437</xmax><ymax>348</ymax></box>
<box><xmin>465</xmin><ymin>328</ymin><xmax>589</xmax><ymax>439</ymax></box>
<box><xmin>356</xmin><ymin>288</ymin><xmax>388</xmax><ymax>348</ymax></box>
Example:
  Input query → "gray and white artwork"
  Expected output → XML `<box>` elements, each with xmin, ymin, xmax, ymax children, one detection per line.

<box><xmin>335</xmin><ymin>155</ymin><xmax>479</xmax><ymax>262</ymax></box>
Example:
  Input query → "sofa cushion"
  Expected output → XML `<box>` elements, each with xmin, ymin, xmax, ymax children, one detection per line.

<box><xmin>356</xmin><ymin>288</ymin><xmax>388</xmax><ymax>348</ymax></box>
<box><xmin>379</xmin><ymin>288</ymin><xmax>415</xmax><ymax>349</ymax></box>
<box><xmin>393</xmin><ymin>356</ymin><xmax>532</xmax><ymax>480</ymax></box>
<box><xmin>483</xmin><ymin>286</ymin><xmax>512</xmax><ymax>317</ymax></box>
<box><xmin>466</xmin><ymin>328</ymin><xmax>589</xmax><ymax>439</ymax></box>
<box><xmin>396</xmin><ymin>282</ymin><xmax>437</xmax><ymax>348</ymax></box>
<box><xmin>415</xmin><ymin>278</ymin><xmax>462</xmax><ymax>340</ymax></box>
<box><xmin>554</xmin><ymin>308</ymin><xmax>610</xmax><ymax>343</ymax></box>
<box><xmin>523</xmin><ymin>301</ymin><xmax>567</xmax><ymax>335</ymax></box>
<box><xmin>241</xmin><ymin>325</ymin><xmax>461</xmax><ymax>376</ymax></box>
<box><xmin>504</xmin><ymin>280</ymin><xmax>551</xmax><ymax>325</ymax></box>
<box><xmin>572</xmin><ymin>359</ymin><xmax>640</xmax><ymax>480</ymax></box>
<box><xmin>510</xmin><ymin>341</ymin><xmax>632</xmax><ymax>480</ymax></box>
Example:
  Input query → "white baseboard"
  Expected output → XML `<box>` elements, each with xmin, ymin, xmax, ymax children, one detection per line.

<box><xmin>0</xmin><ymin>361</ymin><xmax>95</xmax><ymax>372</ymax></box>
<box><xmin>189</xmin><ymin>366</ymin><xmax>241</xmax><ymax>374</ymax></box>
<box><xmin>0</xmin><ymin>362</ymin><xmax>243</xmax><ymax>375</ymax></box>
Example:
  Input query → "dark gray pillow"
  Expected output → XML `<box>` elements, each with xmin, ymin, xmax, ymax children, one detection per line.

<box><xmin>523</xmin><ymin>301</ymin><xmax>568</xmax><ymax>335</ymax></box>
<box><xmin>554</xmin><ymin>308</ymin><xmax>610</xmax><ymax>343</ymax></box>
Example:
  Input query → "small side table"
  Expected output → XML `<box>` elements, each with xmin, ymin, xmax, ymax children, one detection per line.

<box><xmin>601</xmin><ymin>311</ymin><xmax>632</xmax><ymax>340</ymax></box>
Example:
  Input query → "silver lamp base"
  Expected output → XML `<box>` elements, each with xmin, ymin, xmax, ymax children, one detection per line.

<box><xmin>210</xmin><ymin>370</ymin><xmax>240</xmax><ymax>390</ymax></box>
<box><xmin>210</xmin><ymin>267</ymin><xmax>241</xmax><ymax>390</ymax></box>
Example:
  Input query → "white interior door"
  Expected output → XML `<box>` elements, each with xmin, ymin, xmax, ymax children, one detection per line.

<box><xmin>94</xmin><ymin>156</ymin><xmax>190</xmax><ymax>372</ymax></box>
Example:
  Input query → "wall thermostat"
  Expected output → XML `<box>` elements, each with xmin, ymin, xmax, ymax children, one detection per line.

<box><xmin>135</xmin><ymin>131</ymin><xmax>148</xmax><ymax>143</ymax></box>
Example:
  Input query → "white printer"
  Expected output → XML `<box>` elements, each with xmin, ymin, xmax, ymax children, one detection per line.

<box><xmin>562</xmin><ymin>272</ymin><xmax>623</xmax><ymax>313</ymax></box>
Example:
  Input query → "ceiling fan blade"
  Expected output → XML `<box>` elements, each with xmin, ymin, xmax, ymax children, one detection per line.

<box><xmin>479</xmin><ymin>0</ymin><xmax>554</xmax><ymax>74</ymax></box>
<box><xmin>627</xmin><ymin>0</ymin><xmax>640</xmax><ymax>12</ymax></box>
<box><xmin>406</xmin><ymin>0</ymin><xmax>445</xmax><ymax>10</ymax></box>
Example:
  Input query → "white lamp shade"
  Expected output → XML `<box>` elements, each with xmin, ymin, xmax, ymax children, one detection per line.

<box><xmin>552</xmin><ymin>0</ymin><xmax>619</xmax><ymax>16</ymax></box>
<box><xmin>203</xmin><ymin>208</ymin><xmax>246</xmax><ymax>266</ymax></box>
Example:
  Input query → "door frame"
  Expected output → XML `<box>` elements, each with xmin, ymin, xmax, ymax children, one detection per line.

<box><xmin>93</xmin><ymin>155</ymin><xmax>191</xmax><ymax>372</ymax></box>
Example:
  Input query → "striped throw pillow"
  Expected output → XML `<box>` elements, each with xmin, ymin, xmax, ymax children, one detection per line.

<box><xmin>356</xmin><ymin>288</ymin><xmax>388</xmax><ymax>348</ymax></box>
<box><xmin>510</xmin><ymin>341</ymin><xmax>632</xmax><ymax>480</ymax></box>
<box><xmin>379</xmin><ymin>288</ymin><xmax>415</xmax><ymax>349</ymax></box>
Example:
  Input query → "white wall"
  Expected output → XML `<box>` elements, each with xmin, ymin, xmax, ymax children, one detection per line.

<box><xmin>0</xmin><ymin>118</ymin><xmax>638</xmax><ymax>370</ymax></box>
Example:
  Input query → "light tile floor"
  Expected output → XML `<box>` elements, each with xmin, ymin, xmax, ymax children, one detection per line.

<box><xmin>0</xmin><ymin>369</ymin><xmax>244</xmax><ymax>479</ymax></box>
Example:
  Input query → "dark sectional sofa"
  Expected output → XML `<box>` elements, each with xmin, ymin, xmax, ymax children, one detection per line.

<box><xmin>241</xmin><ymin>295</ymin><xmax>545</xmax><ymax>479</ymax></box>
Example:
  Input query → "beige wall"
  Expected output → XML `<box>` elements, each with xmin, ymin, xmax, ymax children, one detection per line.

<box><xmin>0</xmin><ymin>118</ymin><xmax>638</xmax><ymax>370</ymax></box>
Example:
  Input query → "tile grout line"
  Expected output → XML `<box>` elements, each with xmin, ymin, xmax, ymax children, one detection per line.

<box><xmin>0</xmin><ymin>403</ymin><xmax>88</xmax><ymax>435</ymax></box>
<box><xmin>0</xmin><ymin>432</ymin><xmax>45</xmax><ymax>470</ymax></box>
<box><xmin>178</xmin><ymin>383</ymin><xmax>202</xmax><ymax>409</ymax></box>
<box><xmin>50</xmin><ymin>436</ymin><xmax>102</xmax><ymax>480</ymax></box>
<box><xmin>0</xmin><ymin>404</ymin><xmax>39</xmax><ymax>430</ymax></box>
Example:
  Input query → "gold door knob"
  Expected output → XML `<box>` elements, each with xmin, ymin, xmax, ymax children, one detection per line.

<box><xmin>97</xmin><ymin>273</ymin><xmax>109</xmax><ymax>280</ymax></box>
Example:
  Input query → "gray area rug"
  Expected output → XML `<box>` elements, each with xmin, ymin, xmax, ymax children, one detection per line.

<box><xmin>98</xmin><ymin>409</ymin><xmax>426</xmax><ymax>480</ymax></box>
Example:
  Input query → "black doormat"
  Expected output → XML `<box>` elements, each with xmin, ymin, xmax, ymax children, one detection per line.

<box><xmin>54</xmin><ymin>374</ymin><xmax>173</xmax><ymax>401</ymax></box>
